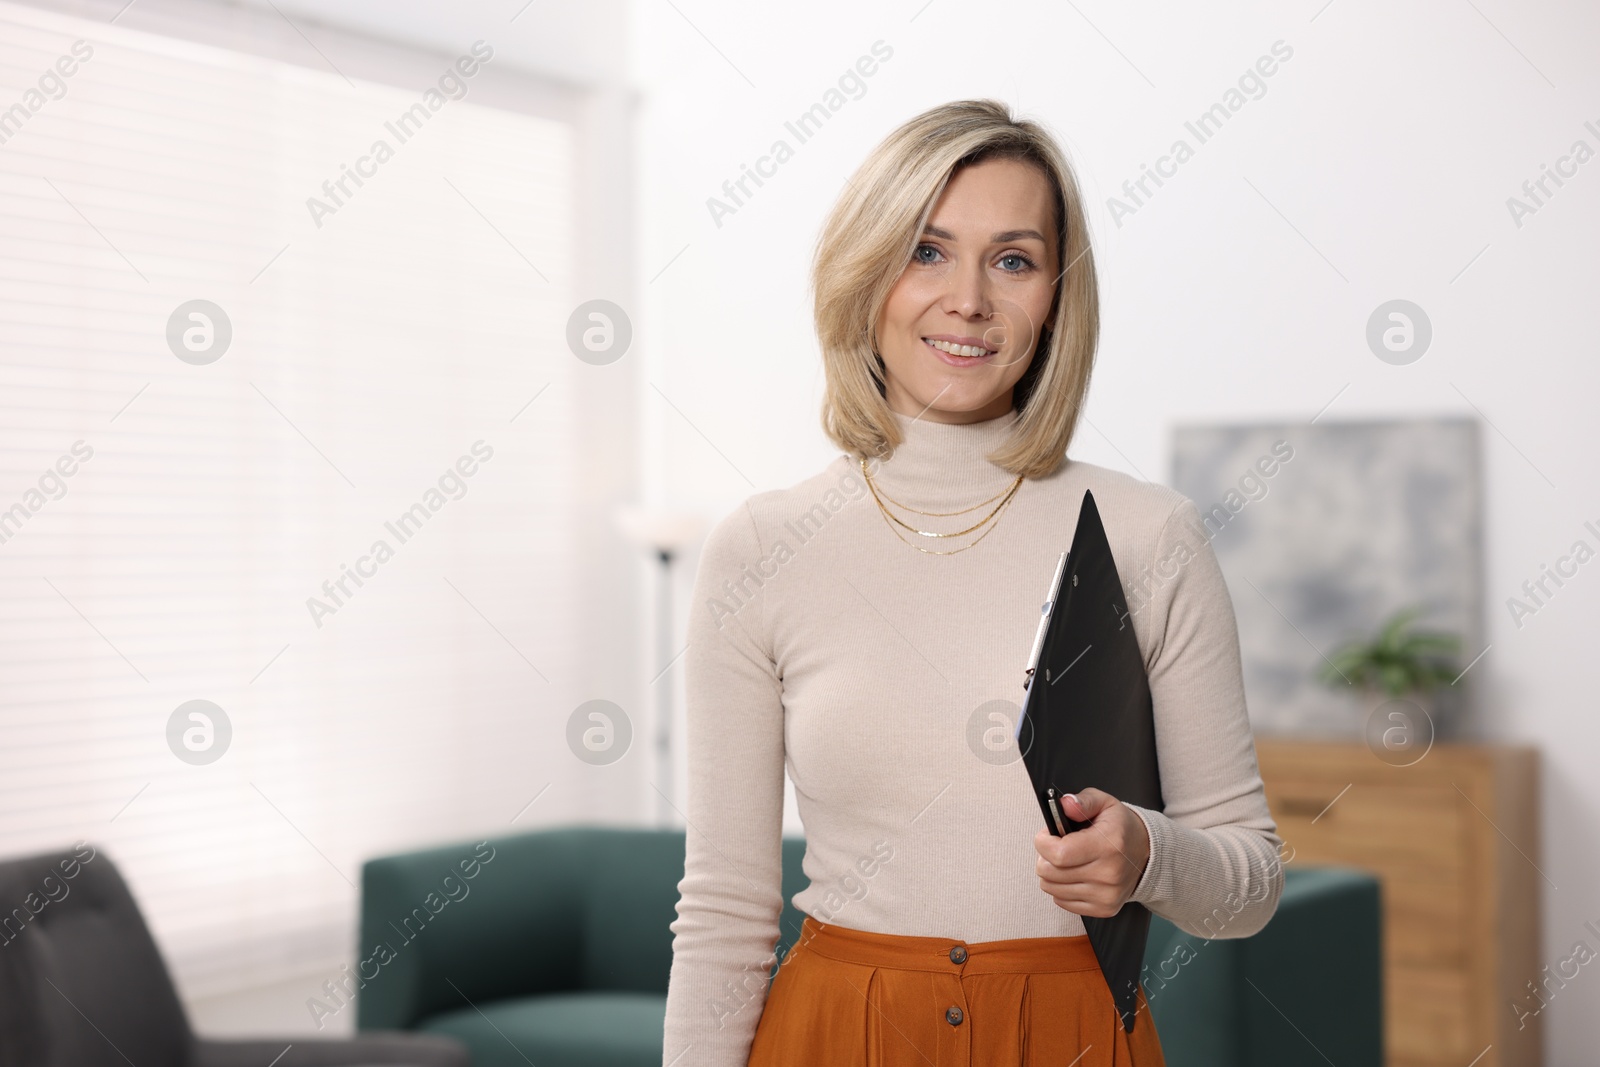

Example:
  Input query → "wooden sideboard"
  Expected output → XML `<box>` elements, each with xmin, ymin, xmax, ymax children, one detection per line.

<box><xmin>1254</xmin><ymin>738</ymin><xmax>1541</xmax><ymax>1067</ymax></box>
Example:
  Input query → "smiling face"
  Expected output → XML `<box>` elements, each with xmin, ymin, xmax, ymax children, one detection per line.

<box><xmin>874</xmin><ymin>156</ymin><xmax>1061</xmax><ymax>425</ymax></box>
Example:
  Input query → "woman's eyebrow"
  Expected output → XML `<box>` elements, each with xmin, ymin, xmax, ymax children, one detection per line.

<box><xmin>923</xmin><ymin>224</ymin><xmax>1048</xmax><ymax>244</ymax></box>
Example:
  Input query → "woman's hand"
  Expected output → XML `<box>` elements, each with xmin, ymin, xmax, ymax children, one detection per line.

<box><xmin>1033</xmin><ymin>788</ymin><xmax>1151</xmax><ymax>918</ymax></box>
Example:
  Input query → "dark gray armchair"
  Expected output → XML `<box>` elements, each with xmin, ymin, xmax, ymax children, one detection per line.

<box><xmin>0</xmin><ymin>844</ymin><xmax>468</xmax><ymax>1067</ymax></box>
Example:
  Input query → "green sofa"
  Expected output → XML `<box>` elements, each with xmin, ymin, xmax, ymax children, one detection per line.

<box><xmin>358</xmin><ymin>826</ymin><xmax>1381</xmax><ymax>1067</ymax></box>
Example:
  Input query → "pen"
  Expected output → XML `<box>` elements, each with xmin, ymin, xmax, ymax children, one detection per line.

<box><xmin>1045</xmin><ymin>787</ymin><xmax>1069</xmax><ymax>835</ymax></box>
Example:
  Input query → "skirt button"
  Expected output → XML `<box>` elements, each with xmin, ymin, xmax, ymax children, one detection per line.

<box><xmin>945</xmin><ymin>1006</ymin><xmax>964</xmax><ymax>1026</ymax></box>
<box><xmin>948</xmin><ymin>945</ymin><xmax>967</xmax><ymax>964</ymax></box>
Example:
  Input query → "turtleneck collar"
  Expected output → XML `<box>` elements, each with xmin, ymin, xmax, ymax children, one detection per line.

<box><xmin>859</xmin><ymin>406</ymin><xmax>1023</xmax><ymax>511</ymax></box>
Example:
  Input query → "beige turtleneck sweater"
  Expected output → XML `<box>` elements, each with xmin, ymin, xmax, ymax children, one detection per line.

<box><xmin>661</xmin><ymin>406</ymin><xmax>1284</xmax><ymax>1066</ymax></box>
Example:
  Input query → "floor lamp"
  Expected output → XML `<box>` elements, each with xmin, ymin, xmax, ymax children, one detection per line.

<box><xmin>614</xmin><ymin>505</ymin><xmax>705</xmax><ymax>827</ymax></box>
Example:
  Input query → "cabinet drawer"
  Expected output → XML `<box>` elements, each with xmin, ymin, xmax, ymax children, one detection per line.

<box><xmin>1266</xmin><ymin>778</ymin><xmax>1466</xmax><ymax>884</ymax></box>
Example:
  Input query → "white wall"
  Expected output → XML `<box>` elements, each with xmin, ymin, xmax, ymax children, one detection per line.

<box><xmin>632</xmin><ymin>1</ymin><xmax>1600</xmax><ymax>1063</ymax></box>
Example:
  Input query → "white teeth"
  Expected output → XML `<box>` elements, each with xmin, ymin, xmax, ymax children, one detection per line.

<box><xmin>924</xmin><ymin>338</ymin><xmax>992</xmax><ymax>358</ymax></box>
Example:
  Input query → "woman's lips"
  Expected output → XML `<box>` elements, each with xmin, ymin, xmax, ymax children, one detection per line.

<box><xmin>923</xmin><ymin>337</ymin><xmax>996</xmax><ymax>367</ymax></box>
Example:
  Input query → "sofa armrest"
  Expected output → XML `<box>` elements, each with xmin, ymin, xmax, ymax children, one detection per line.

<box><xmin>1139</xmin><ymin>866</ymin><xmax>1382</xmax><ymax>1067</ymax></box>
<box><xmin>1140</xmin><ymin>911</ymin><xmax>1244</xmax><ymax>1065</ymax></box>
<box><xmin>1238</xmin><ymin>866</ymin><xmax>1383</xmax><ymax>1067</ymax></box>
<box><xmin>356</xmin><ymin>827</ymin><xmax>814</xmax><ymax>1032</ymax></box>
<box><xmin>357</xmin><ymin>830</ymin><xmax>587</xmax><ymax>1029</ymax></box>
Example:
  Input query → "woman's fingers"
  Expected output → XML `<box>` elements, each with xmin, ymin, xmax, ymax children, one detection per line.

<box><xmin>1038</xmin><ymin>858</ymin><xmax>1119</xmax><ymax>893</ymax></box>
<box><xmin>1035</xmin><ymin>820</ymin><xmax>1135</xmax><ymax>871</ymax></box>
<box><xmin>1035</xmin><ymin>838</ymin><xmax>1113</xmax><ymax>880</ymax></box>
<box><xmin>1059</xmin><ymin>787</ymin><xmax>1114</xmax><ymax>823</ymax></box>
<box><xmin>1058</xmin><ymin>792</ymin><xmax>1090</xmax><ymax>822</ymax></box>
<box><xmin>1038</xmin><ymin>879</ymin><xmax>1123</xmax><ymax>917</ymax></box>
<box><xmin>1032</xmin><ymin>799</ymin><xmax>1147</xmax><ymax>915</ymax></box>
<box><xmin>1037</xmin><ymin>870</ymin><xmax>1116</xmax><ymax>900</ymax></box>
<box><xmin>1034</xmin><ymin>827</ymin><xmax>1094</xmax><ymax>870</ymax></box>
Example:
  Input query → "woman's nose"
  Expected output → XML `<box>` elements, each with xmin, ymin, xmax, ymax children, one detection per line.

<box><xmin>943</xmin><ymin>261</ymin><xmax>992</xmax><ymax>320</ymax></box>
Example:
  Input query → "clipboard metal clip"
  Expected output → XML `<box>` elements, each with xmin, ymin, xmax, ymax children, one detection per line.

<box><xmin>1021</xmin><ymin>552</ymin><xmax>1070</xmax><ymax>692</ymax></box>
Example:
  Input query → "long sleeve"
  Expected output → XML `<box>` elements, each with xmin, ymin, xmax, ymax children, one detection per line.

<box><xmin>661</xmin><ymin>501</ymin><xmax>788</xmax><ymax>1067</ymax></box>
<box><xmin>1121</xmin><ymin>496</ymin><xmax>1285</xmax><ymax>939</ymax></box>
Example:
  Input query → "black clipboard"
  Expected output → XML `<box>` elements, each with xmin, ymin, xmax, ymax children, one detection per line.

<box><xmin>1013</xmin><ymin>488</ymin><xmax>1164</xmax><ymax>1032</ymax></box>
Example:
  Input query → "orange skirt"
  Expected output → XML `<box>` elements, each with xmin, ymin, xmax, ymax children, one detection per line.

<box><xmin>747</xmin><ymin>914</ymin><xmax>1166</xmax><ymax>1067</ymax></box>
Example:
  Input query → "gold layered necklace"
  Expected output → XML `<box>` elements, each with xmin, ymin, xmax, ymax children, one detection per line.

<box><xmin>859</xmin><ymin>455</ymin><xmax>1024</xmax><ymax>556</ymax></box>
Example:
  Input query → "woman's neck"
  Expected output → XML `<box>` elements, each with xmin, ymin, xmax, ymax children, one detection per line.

<box><xmin>862</xmin><ymin>406</ymin><xmax>1022</xmax><ymax>511</ymax></box>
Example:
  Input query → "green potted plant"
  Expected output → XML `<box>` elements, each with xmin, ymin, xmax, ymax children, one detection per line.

<box><xmin>1318</xmin><ymin>606</ymin><xmax>1463</xmax><ymax>725</ymax></box>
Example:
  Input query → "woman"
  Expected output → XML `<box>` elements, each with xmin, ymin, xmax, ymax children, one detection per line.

<box><xmin>661</xmin><ymin>99</ymin><xmax>1284</xmax><ymax>1067</ymax></box>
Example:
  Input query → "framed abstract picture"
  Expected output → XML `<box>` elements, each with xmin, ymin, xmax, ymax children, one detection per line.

<box><xmin>1170</xmin><ymin>417</ymin><xmax>1484</xmax><ymax>739</ymax></box>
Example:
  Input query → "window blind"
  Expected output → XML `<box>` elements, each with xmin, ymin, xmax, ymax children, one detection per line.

<box><xmin>0</xmin><ymin>0</ymin><xmax>582</xmax><ymax>999</ymax></box>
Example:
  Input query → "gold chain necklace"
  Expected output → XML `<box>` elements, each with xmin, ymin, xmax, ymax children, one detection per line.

<box><xmin>864</xmin><ymin>463</ymin><xmax>1022</xmax><ymax>537</ymax></box>
<box><xmin>859</xmin><ymin>456</ymin><xmax>1025</xmax><ymax>556</ymax></box>
<box><xmin>860</xmin><ymin>464</ymin><xmax>1017</xmax><ymax>517</ymax></box>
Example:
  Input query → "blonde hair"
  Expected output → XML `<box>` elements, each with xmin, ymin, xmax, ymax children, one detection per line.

<box><xmin>812</xmin><ymin>99</ymin><xmax>1099</xmax><ymax>479</ymax></box>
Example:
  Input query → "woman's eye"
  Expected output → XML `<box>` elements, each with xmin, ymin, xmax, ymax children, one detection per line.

<box><xmin>913</xmin><ymin>245</ymin><xmax>1034</xmax><ymax>271</ymax></box>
